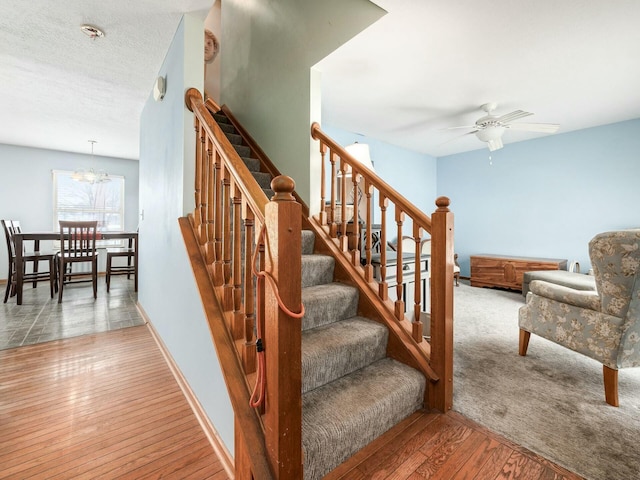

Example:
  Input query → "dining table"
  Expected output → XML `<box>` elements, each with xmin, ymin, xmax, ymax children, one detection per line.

<box><xmin>13</xmin><ymin>231</ymin><xmax>138</xmax><ymax>305</ymax></box>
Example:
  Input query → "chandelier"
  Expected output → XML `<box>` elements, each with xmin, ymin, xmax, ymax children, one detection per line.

<box><xmin>72</xmin><ymin>140</ymin><xmax>110</xmax><ymax>184</ymax></box>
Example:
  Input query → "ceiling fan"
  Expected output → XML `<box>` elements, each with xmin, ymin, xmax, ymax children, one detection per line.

<box><xmin>444</xmin><ymin>103</ymin><xmax>560</xmax><ymax>151</ymax></box>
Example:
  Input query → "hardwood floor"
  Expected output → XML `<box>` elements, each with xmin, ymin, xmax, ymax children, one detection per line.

<box><xmin>0</xmin><ymin>312</ymin><xmax>583</xmax><ymax>480</ymax></box>
<box><xmin>327</xmin><ymin>410</ymin><xmax>584</xmax><ymax>480</ymax></box>
<box><xmin>0</xmin><ymin>325</ymin><xmax>229</xmax><ymax>480</ymax></box>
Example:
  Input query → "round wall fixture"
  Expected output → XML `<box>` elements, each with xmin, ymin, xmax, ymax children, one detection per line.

<box><xmin>153</xmin><ymin>76</ymin><xmax>166</xmax><ymax>102</ymax></box>
<box><xmin>81</xmin><ymin>24</ymin><xmax>105</xmax><ymax>38</ymax></box>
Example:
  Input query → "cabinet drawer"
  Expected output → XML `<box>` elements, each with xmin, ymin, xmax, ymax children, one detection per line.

<box><xmin>470</xmin><ymin>255</ymin><xmax>567</xmax><ymax>291</ymax></box>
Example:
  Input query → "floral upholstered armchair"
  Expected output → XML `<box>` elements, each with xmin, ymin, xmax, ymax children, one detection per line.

<box><xmin>518</xmin><ymin>229</ymin><xmax>640</xmax><ymax>406</ymax></box>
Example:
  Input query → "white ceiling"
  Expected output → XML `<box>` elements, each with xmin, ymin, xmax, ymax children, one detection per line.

<box><xmin>0</xmin><ymin>0</ymin><xmax>211</xmax><ymax>160</ymax></box>
<box><xmin>318</xmin><ymin>0</ymin><xmax>640</xmax><ymax>157</ymax></box>
<box><xmin>1</xmin><ymin>1</ymin><xmax>639</xmax><ymax>160</ymax></box>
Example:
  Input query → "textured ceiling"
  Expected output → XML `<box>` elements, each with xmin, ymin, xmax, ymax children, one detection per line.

<box><xmin>318</xmin><ymin>0</ymin><xmax>640</xmax><ymax>157</ymax></box>
<box><xmin>0</xmin><ymin>0</ymin><xmax>211</xmax><ymax>159</ymax></box>
<box><xmin>1</xmin><ymin>1</ymin><xmax>639</xmax><ymax>160</ymax></box>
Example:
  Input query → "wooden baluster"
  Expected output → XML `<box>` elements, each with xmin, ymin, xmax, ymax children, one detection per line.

<box><xmin>205</xmin><ymin>148</ymin><xmax>216</xmax><ymax>265</ymax></box>
<box><xmin>329</xmin><ymin>150</ymin><xmax>337</xmax><ymax>238</ymax></box>
<box><xmin>257</xmin><ymin>222</ymin><xmax>266</xmax><ymax>416</ymax></box>
<box><xmin>363</xmin><ymin>179</ymin><xmax>374</xmax><ymax>282</ymax></box>
<box><xmin>394</xmin><ymin>210</ymin><xmax>405</xmax><ymax>321</ymax></box>
<box><xmin>412</xmin><ymin>225</ymin><xmax>423</xmax><ymax>343</ymax></box>
<box><xmin>200</xmin><ymin>139</ymin><xmax>211</xmax><ymax>246</ymax></box>
<box><xmin>430</xmin><ymin>196</ymin><xmax>454</xmax><ymax>412</ymax></box>
<box><xmin>263</xmin><ymin>176</ymin><xmax>302</xmax><ymax>479</ymax></box>
<box><xmin>339</xmin><ymin>157</ymin><xmax>349</xmax><ymax>252</ymax></box>
<box><xmin>378</xmin><ymin>195</ymin><xmax>389</xmax><ymax>301</ymax></box>
<box><xmin>213</xmin><ymin>150</ymin><xmax>224</xmax><ymax>284</ymax></box>
<box><xmin>350</xmin><ymin>173</ymin><xmax>360</xmax><ymax>266</ymax></box>
<box><xmin>242</xmin><ymin>203</ymin><xmax>256</xmax><ymax>373</ymax></box>
<box><xmin>222</xmin><ymin>169</ymin><xmax>233</xmax><ymax>307</ymax></box>
<box><xmin>319</xmin><ymin>142</ymin><xmax>327</xmax><ymax>226</ymax></box>
<box><xmin>194</xmin><ymin>123</ymin><xmax>204</xmax><ymax>229</ymax></box>
<box><xmin>232</xmin><ymin>184</ymin><xmax>244</xmax><ymax>340</ymax></box>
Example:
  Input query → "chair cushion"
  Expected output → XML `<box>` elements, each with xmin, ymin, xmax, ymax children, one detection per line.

<box><xmin>522</xmin><ymin>270</ymin><xmax>596</xmax><ymax>297</ymax></box>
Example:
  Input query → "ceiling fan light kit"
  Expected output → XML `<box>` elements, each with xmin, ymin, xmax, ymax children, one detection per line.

<box><xmin>447</xmin><ymin>102</ymin><xmax>560</xmax><ymax>152</ymax></box>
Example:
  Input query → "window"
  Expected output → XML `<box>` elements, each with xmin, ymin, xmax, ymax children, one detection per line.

<box><xmin>53</xmin><ymin>170</ymin><xmax>125</xmax><ymax>242</ymax></box>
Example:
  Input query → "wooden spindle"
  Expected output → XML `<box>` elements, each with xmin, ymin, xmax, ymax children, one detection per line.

<box><xmin>243</xmin><ymin>204</ymin><xmax>256</xmax><ymax>373</ymax></box>
<box><xmin>329</xmin><ymin>150</ymin><xmax>337</xmax><ymax>238</ymax></box>
<box><xmin>350</xmin><ymin>173</ymin><xmax>361</xmax><ymax>266</ymax></box>
<box><xmin>394</xmin><ymin>210</ymin><xmax>405</xmax><ymax>321</ymax></box>
<box><xmin>200</xmin><ymin>140</ymin><xmax>211</xmax><ymax>246</ymax></box>
<box><xmin>319</xmin><ymin>143</ymin><xmax>327</xmax><ymax>226</ymax></box>
<box><xmin>363</xmin><ymin>179</ymin><xmax>374</xmax><ymax>282</ymax></box>
<box><xmin>213</xmin><ymin>151</ymin><xmax>224</xmax><ymax>284</ymax></box>
<box><xmin>340</xmin><ymin>157</ymin><xmax>349</xmax><ymax>252</ymax></box>
<box><xmin>412</xmin><ymin>225</ymin><xmax>423</xmax><ymax>343</ymax></box>
<box><xmin>378</xmin><ymin>195</ymin><xmax>389</xmax><ymax>301</ymax></box>
<box><xmin>205</xmin><ymin>148</ymin><xmax>216</xmax><ymax>265</ymax></box>
<box><xmin>194</xmin><ymin>123</ymin><xmax>204</xmax><ymax>226</ymax></box>
<box><xmin>232</xmin><ymin>185</ymin><xmax>244</xmax><ymax>340</ymax></box>
<box><xmin>222</xmin><ymin>170</ymin><xmax>233</xmax><ymax>307</ymax></box>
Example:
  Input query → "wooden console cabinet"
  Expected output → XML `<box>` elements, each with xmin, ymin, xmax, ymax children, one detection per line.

<box><xmin>470</xmin><ymin>254</ymin><xmax>567</xmax><ymax>291</ymax></box>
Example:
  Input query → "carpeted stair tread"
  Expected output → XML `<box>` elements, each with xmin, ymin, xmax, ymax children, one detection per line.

<box><xmin>252</xmin><ymin>171</ymin><xmax>273</xmax><ymax>189</ymax></box>
<box><xmin>213</xmin><ymin>113</ymin><xmax>231</xmax><ymax>124</ymax></box>
<box><xmin>225</xmin><ymin>131</ymin><xmax>243</xmax><ymax>145</ymax></box>
<box><xmin>301</xmin><ymin>282</ymin><xmax>358</xmax><ymax>331</ymax></box>
<box><xmin>263</xmin><ymin>188</ymin><xmax>275</xmax><ymax>199</ymax></box>
<box><xmin>301</xmin><ymin>230</ymin><xmax>315</xmax><ymax>255</ymax></box>
<box><xmin>302</xmin><ymin>357</ymin><xmax>426</xmax><ymax>480</ymax></box>
<box><xmin>301</xmin><ymin>254</ymin><xmax>335</xmax><ymax>288</ymax></box>
<box><xmin>233</xmin><ymin>144</ymin><xmax>251</xmax><ymax>158</ymax></box>
<box><xmin>217</xmin><ymin>122</ymin><xmax>235</xmax><ymax>134</ymax></box>
<box><xmin>242</xmin><ymin>156</ymin><xmax>260</xmax><ymax>172</ymax></box>
<box><xmin>302</xmin><ymin>317</ymin><xmax>388</xmax><ymax>394</ymax></box>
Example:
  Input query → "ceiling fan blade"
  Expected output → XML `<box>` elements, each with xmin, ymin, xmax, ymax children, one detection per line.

<box><xmin>439</xmin><ymin>130</ymin><xmax>477</xmax><ymax>146</ymax></box>
<box><xmin>496</xmin><ymin>110</ymin><xmax>533</xmax><ymax>124</ymax></box>
<box><xmin>506</xmin><ymin>122</ymin><xmax>560</xmax><ymax>133</ymax></box>
<box><xmin>440</xmin><ymin>125</ymin><xmax>476</xmax><ymax>130</ymax></box>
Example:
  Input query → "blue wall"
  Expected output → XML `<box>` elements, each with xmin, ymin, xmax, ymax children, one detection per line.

<box><xmin>322</xmin><ymin>125</ymin><xmax>438</xmax><ymax>242</ymax></box>
<box><xmin>138</xmin><ymin>15</ymin><xmax>235</xmax><ymax>457</ymax></box>
<box><xmin>437</xmin><ymin>119</ymin><xmax>640</xmax><ymax>276</ymax></box>
<box><xmin>0</xmin><ymin>143</ymin><xmax>139</xmax><ymax>279</ymax></box>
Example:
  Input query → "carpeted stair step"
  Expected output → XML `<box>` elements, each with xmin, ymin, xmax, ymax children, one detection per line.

<box><xmin>301</xmin><ymin>230</ymin><xmax>315</xmax><ymax>255</ymax></box>
<box><xmin>301</xmin><ymin>282</ymin><xmax>358</xmax><ymax>331</ymax></box>
<box><xmin>224</xmin><ymin>131</ymin><xmax>243</xmax><ymax>145</ymax></box>
<box><xmin>263</xmin><ymin>188</ymin><xmax>275</xmax><ymax>199</ymax></box>
<box><xmin>302</xmin><ymin>317</ymin><xmax>388</xmax><ymax>394</ymax></box>
<box><xmin>232</xmin><ymin>144</ymin><xmax>251</xmax><ymax>158</ymax></box>
<box><xmin>252</xmin><ymin>171</ymin><xmax>273</xmax><ymax>190</ymax></box>
<box><xmin>301</xmin><ymin>254</ymin><xmax>334</xmax><ymax>288</ymax></box>
<box><xmin>217</xmin><ymin>122</ymin><xmax>235</xmax><ymax>134</ymax></box>
<box><xmin>213</xmin><ymin>112</ymin><xmax>231</xmax><ymax>125</ymax></box>
<box><xmin>302</xmin><ymin>357</ymin><xmax>426</xmax><ymax>480</ymax></box>
<box><xmin>242</xmin><ymin>156</ymin><xmax>260</xmax><ymax>172</ymax></box>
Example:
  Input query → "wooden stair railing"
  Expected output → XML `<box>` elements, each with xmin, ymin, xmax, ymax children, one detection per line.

<box><xmin>311</xmin><ymin>122</ymin><xmax>454</xmax><ymax>412</ymax></box>
<box><xmin>184</xmin><ymin>88</ymin><xmax>303</xmax><ymax>479</ymax></box>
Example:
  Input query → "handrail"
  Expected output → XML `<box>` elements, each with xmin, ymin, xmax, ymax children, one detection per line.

<box><xmin>310</xmin><ymin>122</ymin><xmax>454</xmax><ymax>412</ymax></box>
<box><xmin>186</xmin><ymin>89</ymin><xmax>268</xmax><ymax>218</ymax></box>
<box><xmin>184</xmin><ymin>89</ymin><xmax>303</xmax><ymax>478</ymax></box>
<box><xmin>205</xmin><ymin>100</ymin><xmax>310</xmax><ymax>218</ymax></box>
<box><xmin>311</xmin><ymin>122</ymin><xmax>431</xmax><ymax>233</ymax></box>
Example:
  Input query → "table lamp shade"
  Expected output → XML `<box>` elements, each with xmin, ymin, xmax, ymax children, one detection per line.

<box><xmin>345</xmin><ymin>142</ymin><xmax>374</xmax><ymax>172</ymax></box>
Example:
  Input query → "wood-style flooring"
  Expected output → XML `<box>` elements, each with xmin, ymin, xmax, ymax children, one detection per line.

<box><xmin>0</xmin><ymin>325</ymin><xmax>229</xmax><ymax>479</ymax></box>
<box><xmin>0</xmin><ymin>280</ymin><xmax>583</xmax><ymax>479</ymax></box>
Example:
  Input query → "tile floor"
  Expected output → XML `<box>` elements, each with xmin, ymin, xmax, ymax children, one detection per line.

<box><xmin>0</xmin><ymin>276</ymin><xmax>145</xmax><ymax>350</ymax></box>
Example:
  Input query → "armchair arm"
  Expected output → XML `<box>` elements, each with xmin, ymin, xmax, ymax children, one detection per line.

<box><xmin>529</xmin><ymin>280</ymin><xmax>601</xmax><ymax>311</ymax></box>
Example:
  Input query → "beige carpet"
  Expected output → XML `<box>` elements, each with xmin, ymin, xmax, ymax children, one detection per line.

<box><xmin>453</xmin><ymin>281</ymin><xmax>640</xmax><ymax>480</ymax></box>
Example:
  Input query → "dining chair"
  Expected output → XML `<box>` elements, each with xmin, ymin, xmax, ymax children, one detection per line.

<box><xmin>106</xmin><ymin>235</ymin><xmax>137</xmax><ymax>292</ymax></box>
<box><xmin>57</xmin><ymin>220</ymin><xmax>99</xmax><ymax>302</ymax></box>
<box><xmin>2</xmin><ymin>219</ymin><xmax>57</xmax><ymax>303</ymax></box>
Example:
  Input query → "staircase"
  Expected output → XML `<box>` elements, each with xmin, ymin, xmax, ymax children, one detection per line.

<box><xmin>211</xmin><ymin>108</ymin><xmax>426</xmax><ymax>479</ymax></box>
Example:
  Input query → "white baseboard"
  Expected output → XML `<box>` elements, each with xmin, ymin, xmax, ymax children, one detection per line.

<box><xmin>136</xmin><ymin>302</ymin><xmax>235</xmax><ymax>479</ymax></box>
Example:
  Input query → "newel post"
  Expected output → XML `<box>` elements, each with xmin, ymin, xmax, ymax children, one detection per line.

<box><xmin>430</xmin><ymin>196</ymin><xmax>454</xmax><ymax>412</ymax></box>
<box><xmin>263</xmin><ymin>176</ymin><xmax>303</xmax><ymax>479</ymax></box>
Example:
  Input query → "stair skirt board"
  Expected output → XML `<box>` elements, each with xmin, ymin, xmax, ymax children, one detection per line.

<box><xmin>210</xmin><ymin>111</ymin><xmax>427</xmax><ymax>479</ymax></box>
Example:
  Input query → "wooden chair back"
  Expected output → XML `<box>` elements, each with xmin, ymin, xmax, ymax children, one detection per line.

<box><xmin>59</xmin><ymin>221</ymin><xmax>98</xmax><ymax>258</ymax></box>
